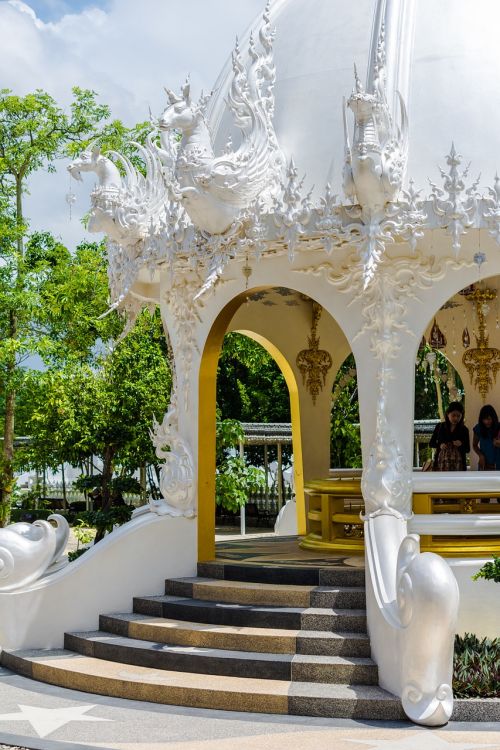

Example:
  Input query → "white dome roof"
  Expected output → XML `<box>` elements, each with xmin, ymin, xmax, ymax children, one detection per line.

<box><xmin>208</xmin><ymin>0</ymin><xmax>500</xmax><ymax>197</ymax></box>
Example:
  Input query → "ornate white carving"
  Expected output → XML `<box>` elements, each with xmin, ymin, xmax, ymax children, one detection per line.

<box><xmin>69</xmin><ymin>134</ymin><xmax>182</xmax><ymax>333</ymax></box>
<box><xmin>158</xmin><ymin>3</ymin><xmax>283</xmax><ymax>236</ymax></box>
<box><xmin>297</xmin><ymin>250</ymin><xmax>472</xmax><ymax>522</ymax></box>
<box><xmin>167</xmin><ymin>272</ymin><xmax>204</xmax><ymax>408</ymax></box>
<box><xmin>68</xmin><ymin>144</ymin><xmax>122</xmax><ymax>189</ymax></box>
<box><xmin>385</xmin><ymin>179</ymin><xmax>427</xmax><ymax>252</ymax></box>
<box><xmin>315</xmin><ymin>183</ymin><xmax>342</xmax><ymax>255</ymax></box>
<box><xmin>150</xmin><ymin>393</ymin><xmax>195</xmax><ymax>518</ymax></box>
<box><xmin>481</xmin><ymin>173</ymin><xmax>500</xmax><ymax>244</ymax></box>
<box><xmin>428</xmin><ymin>143</ymin><xmax>480</xmax><ymax>255</ymax></box>
<box><xmin>0</xmin><ymin>514</ymin><xmax>70</xmax><ymax>592</ymax></box>
<box><xmin>342</xmin><ymin>25</ymin><xmax>408</xmax><ymax>283</ymax></box>
<box><xmin>273</xmin><ymin>159</ymin><xmax>313</xmax><ymax>261</ymax></box>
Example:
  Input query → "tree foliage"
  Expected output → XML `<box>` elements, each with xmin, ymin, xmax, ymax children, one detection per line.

<box><xmin>215</xmin><ymin>416</ymin><xmax>265</xmax><ymax>511</ymax></box>
<box><xmin>0</xmin><ymin>87</ymin><xmax>115</xmax><ymax>523</ymax></box>
<box><xmin>217</xmin><ymin>333</ymin><xmax>290</xmax><ymax>422</ymax></box>
<box><xmin>331</xmin><ymin>355</ymin><xmax>362</xmax><ymax>468</ymax></box>
<box><xmin>18</xmin><ymin>309</ymin><xmax>172</xmax><ymax>512</ymax></box>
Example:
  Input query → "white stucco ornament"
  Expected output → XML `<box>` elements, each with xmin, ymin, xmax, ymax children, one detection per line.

<box><xmin>149</xmin><ymin>394</ymin><xmax>196</xmax><ymax>518</ymax></box>
<box><xmin>159</xmin><ymin>2</ymin><xmax>283</xmax><ymax>236</ymax></box>
<box><xmin>343</xmin><ymin>25</ymin><xmax>408</xmax><ymax>284</ymax></box>
<box><xmin>0</xmin><ymin>514</ymin><xmax>70</xmax><ymax>592</ymax></box>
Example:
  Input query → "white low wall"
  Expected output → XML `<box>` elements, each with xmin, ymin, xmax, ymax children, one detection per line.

<box><xmin>274</xmin><ymin>498</ymin><xmax>298</xmax><ymax>536</ymax></box>
<box><xmin>447</xmin><ymin>558</ymin><xmax>500</xmax><ymax>639</ymax></box>
<box><xmin>0</xmin><ymin>513</ymin><xmax>197</xmax><ymax>652</ymax></box>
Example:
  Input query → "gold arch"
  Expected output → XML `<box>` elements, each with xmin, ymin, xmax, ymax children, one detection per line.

<box><xmin>197</xmin><ymin>292</ymin><xmax>305</xmax><ymax>562</ymax></box>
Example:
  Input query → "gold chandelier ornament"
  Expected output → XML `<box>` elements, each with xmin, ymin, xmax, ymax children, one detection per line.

<box><xmin>296</xmin><ymin>301</ymin><xmax>333</xmax><ymax>404</ymax></box>
<box><xmin>462</xmin><ymin>287</ymin><xmax>500</xmax><ymax>402</ymax></box>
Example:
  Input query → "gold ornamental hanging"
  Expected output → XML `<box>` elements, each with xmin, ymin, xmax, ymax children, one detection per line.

<box><xmin>462</xmin><ymin>288</ymin><xmax>500</xmax><ymax>401</ymax></box>
<box><xmin>296</xmin><ymin>302</ymin><xmax>333</xmax><ymax>404</ymax></box>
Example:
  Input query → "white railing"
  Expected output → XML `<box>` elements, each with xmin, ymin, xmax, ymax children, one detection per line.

<box><xmin>365</xmin><ymin>514</ymin><xmax>459</xmax><ymax>727</ymax></box>
<box><xmin>410</xmin><ymin>514</ymin><xmax>500</xmax><ymax>535</ymax></box>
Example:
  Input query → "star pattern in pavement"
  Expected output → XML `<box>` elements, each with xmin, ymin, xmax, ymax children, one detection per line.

<box><xmin>0</xmin><ymin>703</ymin><xmax>111</xmax><ymax>738</ymax></box>
<box><xmin>346</xmin><ymin>734</ymin><xmax>497</xmax><ymax>750</ymax></box>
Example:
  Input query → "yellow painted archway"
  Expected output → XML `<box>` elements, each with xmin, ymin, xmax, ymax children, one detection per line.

<box><xmin>197</xmin><ymin>291</ymin><xmax>305</xmax><ymax>562</ymax></box>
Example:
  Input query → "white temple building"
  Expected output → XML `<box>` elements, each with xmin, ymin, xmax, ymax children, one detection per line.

<box><xmin>1</xmin><ymin>0</ymin><xmax>500</xmax><ymax>728</ymax></box>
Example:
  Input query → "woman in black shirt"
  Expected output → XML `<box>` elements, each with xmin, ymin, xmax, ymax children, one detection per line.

<box><xmin>429</xmin><ymin>401</ymin><xmax>470</xmax><ymax>471</ymax></box>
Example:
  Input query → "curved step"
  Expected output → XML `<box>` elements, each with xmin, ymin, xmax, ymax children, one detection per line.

<box><xmin>1</xmin><ymin>649</ymin><xmax>403</xmax><ymax>720</ymax></box>
<box><xmin>65</xmin><ymin>632</ymin><xmax>292</xmax><ymax>680</ymax></box>
<box><xmin>100</xmin><ymin>613</ymin><xmax>372</xmax><ymax>657</ymax></box>
<box><xmin>133</xmin><ymin>596</ymin><xmax>367</xmax><ymax>632</ymax></box>
<box><xmin>197</xmin><ymin>562</ymin><xmax>366</xmax><ymax>588</ymax></box>
<box><xmin>65</xmin><ymin>632</ymin><xmax>378</xmax><ymax>684</ymax></box>
<box><xmin>100</xmin><ymin>613</ymin><xmax>298</xmax><ymax>654</ymax></box>
<box><xmin>165</xmin><ymin>577</ymin><xmax>366</xmax><ymax>609</ymax></box>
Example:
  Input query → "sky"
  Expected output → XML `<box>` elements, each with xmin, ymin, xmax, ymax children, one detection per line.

<box><xmin>0</xmin><ymin>0</ymin><xmax>264</xmax><ymax>248</ymax></box>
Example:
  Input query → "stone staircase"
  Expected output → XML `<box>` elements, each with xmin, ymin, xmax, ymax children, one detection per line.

<box><xmin>1</xmin><ymin>561</ymin><xmax>406</xmax><ymax>719</ymax></box>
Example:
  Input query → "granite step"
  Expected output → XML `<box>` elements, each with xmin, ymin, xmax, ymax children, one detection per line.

<box><xmin>197</xmin><ymin>561</ymin><xmax>366</xmax><ymax>588</ymax></box>
<box><xmin>100</xmin><ymin>613</ymin><xmax>372</xmax><ymax>657</ymax></box>
<box><xmin>65</xmin><ymin>632</ymin><xmax>378</xmax><ymax>684</ymax></box>
<box><xmin>165</xmin><ymin>576</ymin><xmax>366</xmax><ymax>609</ymax></box>
<box><xmin>1</xmin><ymin>649</ymin><xmax>403</xmax><ymax>720</ymax></box>
<box><xmin>133</xmin><ymin>595</ymin><xmax>367</xmax><ymax>633</ymax></box>
<box><xmin>99</xmin><ymin>613</ymin><xmax>299</xmax><ymax>654</ymax></box>
<box><xmin>64</xmin><ymin>631</ymin><xmax>292</xmax><ymax>680</ymax></box>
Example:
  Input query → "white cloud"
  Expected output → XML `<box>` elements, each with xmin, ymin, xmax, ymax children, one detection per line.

<box><xmin>0</xmin><ymin>0</ymin><xmax>264</xmax><ymax>247</ymax></box>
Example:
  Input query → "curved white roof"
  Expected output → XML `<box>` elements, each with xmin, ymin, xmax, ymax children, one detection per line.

<box><xmin>207</xmin><ymin>0</ymin><xmax>500</xmax><ymax>197</ymax></box>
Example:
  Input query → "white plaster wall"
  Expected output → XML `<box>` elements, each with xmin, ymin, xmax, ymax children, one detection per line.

<box><xmin>0</xmin><ymin>514</ymin><xmax>197</xmax><ymax>652</ymax></box>
<box><xmin>448</xmin><ymin>558</ymin><xmax>500</xmax><ymax>638</ymax></box>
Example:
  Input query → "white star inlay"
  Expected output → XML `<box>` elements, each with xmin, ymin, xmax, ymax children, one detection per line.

<box><xmin>346</xmin><ymin>734</ymin><xmax>497</xmax><ymax>750</ymax></box>
<box><xmin>0</xmin><ymin>703</ymin><xmax>111</xmax><ymax>738</ymax></box>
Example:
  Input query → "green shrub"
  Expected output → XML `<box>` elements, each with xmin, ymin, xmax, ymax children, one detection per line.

<box><xmin>77</xmin><ymin>505</ymin><xmax>133</xmax><ymax>541</ymax></box>
<box><xmin>68</xmin><ymin>548</ymin><xmax>88</xmax><ymax>562</ymax></box>
<box><xmin>453</xmin><ymin>633</ymin><xmax>500</xmax><ymax>698</ymax></box>
<box><xmin>472</xmin><ymin>556</ymin><xmax>500</xmax><ymax>583</ymax></box>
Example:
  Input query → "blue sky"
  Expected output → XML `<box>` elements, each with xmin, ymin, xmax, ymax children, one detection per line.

<box><xmin>0</xmin><ymin>0</ymin><xmax>263</xmax><ymax>249</ymax></box>
<box><xmin>18</xmin><ymin>0</ymin><xmax>110</xmax><ymax>21</ymax></box>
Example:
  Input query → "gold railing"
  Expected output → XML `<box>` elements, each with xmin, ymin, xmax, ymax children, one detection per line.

<box><xmin>301</xmin><ymin>476</ymin><xmax>500</xmax><ymax>557</ymax></box>
<box><xmin>302</xmin><ymin>478</ymin><xmax>365</xmax><ymax>554</ymax></box>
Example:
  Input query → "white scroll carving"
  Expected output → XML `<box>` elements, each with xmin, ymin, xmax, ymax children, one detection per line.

<box><xmin>0</xmin><ymin>514</ymin><xmax>70</xmax><ymax>592</ymax></box>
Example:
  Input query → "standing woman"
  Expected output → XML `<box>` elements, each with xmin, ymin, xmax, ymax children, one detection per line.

<box><xmin>429</xmin><ymin>401</ymin><xmax>470</xmax><ymax>471</ymax></box>
<box><xmin>473</xmin><ymin>404</ymin><xmax>500</xmax><ymax>470</ymax></box>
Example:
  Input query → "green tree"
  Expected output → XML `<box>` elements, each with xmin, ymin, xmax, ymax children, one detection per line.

<box><xmin>20</xmin><ymin>310</ymin><xmax>172</xmax><ymax>524</ymax></box>
<box><xmin>217</xmin><ymin>333</ymin><xmax>290</xmax><ymax>422</ymax></box>
<box><xmin>0</xmin><ymin>87</ymin><xmax>112</xmax><ymax>523</ymax></box>
<box><xmin>215</xmin><ymin>416</ymin><xmax>265</xmax><ymax>512</ymax></box>
<box><xmin>330</xmin><ymin>355</ymin><xmax>361</xmax><ymax>468</ymax></box>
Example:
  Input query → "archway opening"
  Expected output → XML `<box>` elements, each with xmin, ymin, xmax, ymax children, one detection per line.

<box><xmin>198</xmin><ymin>286</ymin><xmax>350</xmax><ymax>561</ymax></box>
<box><xmin>214</xmin><ymin>330</ymin><xmax>296</xmax><ymax>537</ymax></box>
<box><xmin>414</xmin><ymin>275</ymin><xmax>500</xmax><ymax>470</ymax></box>
<box><xmin>411</xmin><ymin>275</ymin><xmax>500</xmax><ymax>558</ymax></box>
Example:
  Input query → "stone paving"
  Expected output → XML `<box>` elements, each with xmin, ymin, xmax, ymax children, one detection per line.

<box><xmin>1</xmin><ymin>666</ymin><xmax>500</xmax><ymax>750</ymax></box>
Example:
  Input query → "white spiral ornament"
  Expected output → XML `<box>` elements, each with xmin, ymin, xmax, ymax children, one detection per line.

<box><xmin>0</xmin><ymin>515</ymin><xmax>70</xmax><ymax>592</ymax></box>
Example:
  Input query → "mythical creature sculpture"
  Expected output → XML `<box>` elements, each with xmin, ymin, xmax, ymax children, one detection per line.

<box><xmin>0</xmin><ymin>514</ymin><xmax>70</xmax><ymax>592</ymax></box>
<box><xmin>342</xmin><ymin>25</ymin><xmax>408</xmax><ymax>284</ymax></box>
<box><xmin>68</xmin><ymin>135</ymin><xmax>169</xmax><ymax>247</ymax></box>
<box><xmin>158</xmin><ymin>2</ymin><xmax>284</xmax><ymax>236</ymax></box>
<box><xmin>343</xmin><ymin>28</ymin><xmax>408</xmax><ymax>217</ymax></box>
<box><xmin>68</xmin><ymin>133</ymin><xmax>178</xmax><ymax>335</ymax></box>
<box><xmin>149</xmin><ymin>394</ymin><xmax>196</xmax><ymax>517</ymax></box>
